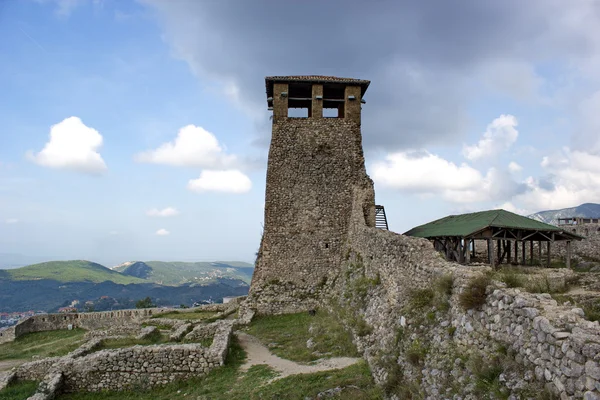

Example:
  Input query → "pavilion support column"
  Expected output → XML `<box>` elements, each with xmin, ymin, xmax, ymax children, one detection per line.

<box><xmin>465</xmin><ymin>239</ymin><xmax>471</xmax><ymax>264</ymax></box>
<box><xmin>489</xmin><ymin>239</ymin><xmax>496</xmax><ymax>269</ymax></box>
<box><xmin>566</xmin><ymin>240</ymin><xmax>572</xmax><ymax>269</ymax></box>
<box><xmin>522</xmin><ymin>241</ymin><xmax>525</xmax><ymax>265</ymax></box>
<box><xmin>514</xmin><ymin>240</ymin><xmax>519</xmax><ymax>264</ymax></box>
<box><xmin>472</xmin><ymin>239</ymin><xmax>476</xmax><ymax>258</ymax></box>
<box><xmin>538</xmin><ymin>241</ymin><xmax>542</xmax><ymax>266</ymax></box>
<box><xmin>547</xmin><ymin>241</ymin><xmax>551</xmax><ymax>268</ymax></box>
<box><xmin>507</xmin><ymin>240</ymin><xmax>512</xmax><ymax>264</ymax></box>
<box><xmin>497</xmin><ymin>240</ymin><xmax>502</xmax><ymax>264</ymax></box>
<box><xmin>530</xmin><ymin>241</ymin><xmax>534</xmax><ymax>266</ymax></box>
<box><xmin>458</xmin><ymin>239</ymin><xmax>464</xmax><ymax>264</ymax></box>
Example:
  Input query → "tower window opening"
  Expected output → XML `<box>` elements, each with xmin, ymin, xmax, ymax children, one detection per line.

<box><xmin>325</xmin><ymin>243</ymin><xmax>329</xmax><ymax>249</ymax></box>
<box><xmin>288</xmin><ymin>107</ymin><xmax>309</xmax><ymax>118</ymax></box>
<box><xmin>323</xmin><ymin>108</ymin><xmax>338</xmax><ymax>118</ymax></box>
<box><xmin>287</xmin><ymin>83</ymin><xmax>312</xmax><ymax>118</ymax></box>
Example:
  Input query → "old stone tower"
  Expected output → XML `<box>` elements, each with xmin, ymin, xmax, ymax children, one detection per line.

<box><xmin>248</xmin><ymin>76</ymin><xmax>376</xmax><ymax>314</ymax></box>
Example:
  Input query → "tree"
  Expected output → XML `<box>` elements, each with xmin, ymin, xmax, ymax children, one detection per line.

<box><xmin>135</xmin><ymin>297</ymin><xmax>154</xmax><ymax>309</ymax></box>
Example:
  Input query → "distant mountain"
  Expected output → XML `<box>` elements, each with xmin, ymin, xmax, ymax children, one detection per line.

<box><xmin>3</xmin><ymin>260</ymin><xmax>145</xmax><ymax>284</ymax></box>
<box><xmin>112</xmin><ymin>261</ymin><xmax>254</xmax><ymax>286</ymax></box>
<box><xmin>0</xmin><ymin>259</ymin><xmax>252</xmax><ymax>312</ymax></box>
<box><xmin>0</xmin><ymin>279</ymin><xmax>249</xmax><ymax>313</ymax></box>
<box><xmin>528</xmin><ymin>203</ymin><xmax>600</xmax><ymax>225</ymax></box>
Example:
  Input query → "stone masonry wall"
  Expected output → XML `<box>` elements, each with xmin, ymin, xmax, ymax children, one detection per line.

<box><xmin>12</xmin><ymin>320</ymin><xmax>233</xmax><ymax>396</ymax></box>
<box><xmin>556</xmin><ymin>223</ymin><xmax>600</xmax><ymax>262</ymax></box>
<box><xmin>0</xmin><ymin>308</ymin><xmax>172</xmax><ymax>345</ymax></box>
<box><xmin>248</xmin><ymin>115</ymin><xmax>375</xmax><ymax>314</ymax></box>
<box><xmin>334</xmin><ymin>191</ymin><xmax>600</xmax><ymax>399</ymax></box>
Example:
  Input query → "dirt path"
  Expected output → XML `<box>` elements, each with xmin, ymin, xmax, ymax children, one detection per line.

<box><xmin>235</xmin><ymin>331</ymin><xmax>360</xmax><ymax>380</ymax></box>
<box><xmin>0</xmin><ymin>359</ymin><xmax>27</xmax><ymax>372</ymax></box>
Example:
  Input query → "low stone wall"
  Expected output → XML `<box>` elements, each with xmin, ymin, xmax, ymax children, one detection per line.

<box><xmin>1</xmin><ymin>305</ymin><xmax>237</xmax><ymax>345</ymax></box>
<box><xmin>12</xmin><ymin>308</ymin><xmax>170</xmax><ymax>341</ymax></box>
<box><xmin>13</xmin><ymin>319</ymin><xmax>234</xmax><ymax>397</ymax></box>
<box><xmin>0</xmin><ymin>326</ymin><xmax>16</xmax><ymax>345</ymax></box>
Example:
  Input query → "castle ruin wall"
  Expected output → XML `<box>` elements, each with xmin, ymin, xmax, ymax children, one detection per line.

<box><xmin>337</xmin><ymin>193</ymin><xmax>600</xmax><ymax>399</ymax></box>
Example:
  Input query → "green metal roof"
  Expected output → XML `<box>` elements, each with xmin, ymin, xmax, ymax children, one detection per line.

<box><xmin>404</xmin><ymin>209</ymin><xmax>583</xmax><ymax>240</ymax></box>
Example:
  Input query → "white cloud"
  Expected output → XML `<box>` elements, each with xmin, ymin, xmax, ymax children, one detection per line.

<box><xmin>508</xmin><ymin>161</ymin><xmax>523</xmax><ymax>173</ymax></box>
<box><xmin>27</xmin><ymin>116</ymin><xmax>107</xmax><ymax>175</ymax></box>
<box><xmin>372</xmin><ymin>151</ymin><xmax>525</xmax><ymax>204</ymax></box>
<box><xmin>514</xmin><ymin>149</ymin><xmax>600</xmax><ymax>210</ymax></box>
<box><xmin>463</xmin><ymin>115</ymin><xmax>519</xmax><ymax>161</ymax></box>
<box><xmin>109</xmin><ymin>230</ymin><xmax>119</xmax><ymax>235</ymax></box>
<box><xmin>494</xmin><ymin>201</ymin><xmax>529</xmax><ymax>216</ymax></box>
<box><xmin>134</xmin><ymin>125</ymin><xmax>236</xmax><ymax>168</ymax></box>
<box><xmin>155</xmin><ymin>228</ymin><xmax>170</xmax><ymax>236</ymax></box>
<box><xmin>372</xmin><ymin>151</ymin><xmax>483</xmax><ymax>192</ymax></box>
<box><xmin>187</xmin><ymin>170</ymin><xmax>251</xmax><ymax>194</ymax></box>
<box><xmin>5</xmin><ymin>218</ymin><xmax>18</xmax><ymax>224</ymax></box>
<box><xmin>147</xmin><ymin>207</ymin><xmax>180</xmax><ymax>217</ymax></box>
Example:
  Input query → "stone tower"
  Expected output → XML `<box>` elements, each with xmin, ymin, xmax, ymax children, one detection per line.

<box><xmin>248</xmin><ymin>76</ymin><xmax>376</xmax><ymax>314</ymax></box>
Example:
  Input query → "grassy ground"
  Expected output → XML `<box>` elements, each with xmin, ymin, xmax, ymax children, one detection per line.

<box><xmin>0</xmin><ymin>329</ymin><xmax>86</xmax><ymax>361</ymax></box>
<box><xmin>58</xmin><ymin>336</ymin><xmax>382</xmax><ymax>400</ymax></box>
<box><xmin>151</xmin><ymin>310</ymin><xmax>218</xmax><ymax>321</ymax></box>
<box><xmin>243</xmin><ymin>310</ymin><xmax>359</xmax><ymax>363</ymax></box>
<box><xmin>0</xmin><ymin>380</ymin><xmax>38</xmax><ymax>400</ymax></box>
<box><xmin>96</xmin><ymin>333</ymin><xmax>167</xmax><ymax>350</ymax></box>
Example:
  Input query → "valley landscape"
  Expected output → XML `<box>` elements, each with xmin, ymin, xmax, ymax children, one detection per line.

<box><xmin>0</xmin><ymin>260</ymin><xmax>253</xmax><ymax>314</ymax></box>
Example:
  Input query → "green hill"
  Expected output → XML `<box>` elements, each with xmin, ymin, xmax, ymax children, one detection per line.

<box><xmin>2</xmin><ymin>260</ymin><xmax>145</xmax><ymax>284</ymax></box>
<box><xmin>113</xmin><ymin>261</ymin><xmax>254</xmax><ymax>286</ymax></box>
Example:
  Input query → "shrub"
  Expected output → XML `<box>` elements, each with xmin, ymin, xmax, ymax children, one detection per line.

<box><xmin>436</xmin><ymin>275</ymin><xmax>454</xmax><ymax>296</ymax></box>
<box><xmin>498</xmin><ymin>269</ymin><xmax>523</xmax><ymax>288</ymax></box>
<box><xmin>406</xmin><ymin>339</ymin><xmax>427</xmax><ymax>366</ymax></box>
<box><xmin>459</xmin><ymin>276</ymin><xmax>491</xmax><ymax>310</ymax></box>
<box><xmin>408</xmin><ymin>288</ymin><xmax>434</xmax><ymax>309</ymax></box>
<box><xmin>135</xmin><ymin>296</ymin><xmax>155</xmax><ymax>309</ymax></box>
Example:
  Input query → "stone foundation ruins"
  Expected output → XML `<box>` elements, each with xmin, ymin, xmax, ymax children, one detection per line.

<box><xmin>0</xmin><ymin>301</ymin><xmax>242</xmax><ymax>399</ymax></box>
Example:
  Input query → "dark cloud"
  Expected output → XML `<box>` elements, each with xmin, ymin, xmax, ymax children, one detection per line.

<box><xmin>140</xmin><ymin>0</ymin><xmax>600</xmax><ymax>151</ymax></box>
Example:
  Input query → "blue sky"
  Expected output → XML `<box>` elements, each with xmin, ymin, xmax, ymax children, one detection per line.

<box><xmin>2</xmin><ymin>0</ymin><xmax>600</xmax><ymax>267</ymax></box>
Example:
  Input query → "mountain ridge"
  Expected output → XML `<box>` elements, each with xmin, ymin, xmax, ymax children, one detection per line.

<box><xmin>528</xmin><ymin>202</ymin><xmax>600</xmax><ymax>225</ymax></box>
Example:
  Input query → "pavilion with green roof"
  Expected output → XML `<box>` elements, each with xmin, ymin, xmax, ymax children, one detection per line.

<box><xmin>404</xmin><ymin>209</ymin><xmax>583</xmax><ymax>268</ymax></box>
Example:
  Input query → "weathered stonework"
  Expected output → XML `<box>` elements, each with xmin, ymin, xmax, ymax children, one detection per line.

<box><xmin>248</xmin><ymin>76</ymin><xmax>375</xmax><ymax>314</ymax></box>
<box><xmin>10</xmin><ymin>319</ymin><xmax>234</xmax><ymax>398</ymax></box>
<box><xmin>328</xmin><ymin>193</ymin><xmax>600</xmax><ymax>399</ymax></box>
<box><xmin>0</xmin><ymin>307</ymin><xmax>171</xmax><ymax>345</ymax></box>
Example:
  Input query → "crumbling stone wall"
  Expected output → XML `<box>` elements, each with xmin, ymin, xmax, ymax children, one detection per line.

<box><xmin>248</xmin><ymin>116</ymin><xmax>375</xmax><ymax>314</ymax></box>
<box><xmin>335</xmin><ymin>193</ymin><xmax>600</xmax><ymax>399</ymax></box>
<box><xmin>11</xmin><ymin>320</ymin><xmax>233</xmax><ymax>397</ymax></box>
<box><xmin>0</xmin><ymin>308</ymin><xmax>171</xmax><ymax>345</ymax></box>
<box><xmin>555</xmin><ymin>223</ymin><xmax>600</xmax><ymax>263</ymax></box>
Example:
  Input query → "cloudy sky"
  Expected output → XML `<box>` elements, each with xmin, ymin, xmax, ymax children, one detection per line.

<box><xmin>2</xmin><ymin>0</ymin><xmax>600</xmax><ymax>267</ymax></box>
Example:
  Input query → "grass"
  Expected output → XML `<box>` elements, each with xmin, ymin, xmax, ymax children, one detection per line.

<box><xmin>151</xmin><ymin>310</ymin><xmax>218</xmax><ymax>321</ymax></box>
<box><xmin>244</xmin><ymin>310</ymin><xmax>359</xmax><ymax>363</ymax></box>
<box><xmin>582</xmin><ymin>300</ymin><xmax>600</xmax><ymax>322</ymax></box>
<box><xmin>5</xmin><ymin>260</ymin><xmax>145</xmax><ymax>284</ymax></box>
<box><xmin>0</xmin><ymin>328</ymin><xmax>86</xmax><ymax>361</ymax></box>
<box><xmin>0</xmin><ymin>380</ymin><xmax>38</xmax><ymax>400</ymax></box>
<box><xmin>497</xmin><ymin>268</ymin><xmax>524</xmax><ymax>288</ymax></box>
<box><xmin>408</xmin><ymin>288</ymin><xmax>434</xmax><ymax>309</ymax></box>
<box><xmin>58</xmin><ymin>336</ymin><xmax>382</xmax><ymax>400</ymax></box>
<box><xmin>459</xmin><ymin>275</ymin><xmax>491</xmax><ymax>310</ymax></box>
<box><xmin>96</xmin><ymin>331</ymin><xmax>167</xmax><ymax>350</ymax></box>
